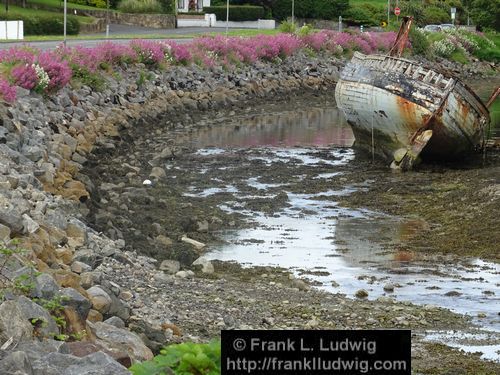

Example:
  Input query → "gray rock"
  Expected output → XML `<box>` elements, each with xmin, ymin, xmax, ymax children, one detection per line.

<box><xmin>192</xmin><ymin>258</ymin><xmax>214</xmax><ymax>274</ymax></box>
<box><xmin>103</xmin><ymin>316</ymin><xmax>125</xmax><ymax>329</ymax></box>
<box><xmin>31</xmin><ymin>351</ymin><xmax>129</xmax><ymax>375</ymax></box>
<box><xmin>103</xmin><ymin>291</ymin><xmax>130</xmax><ymax>322</ymax></box>
<box><xmin>175</xmin><ymin>270</ymin><xmax>194</xmax><ymax>279</ymax></box>
<box><xmin>159</xmin><ymin>260</ymin><xmax>180</xmax><ymax>274</ymax></box>
<box><xmin>86</xmin><ymin>286</ymin><xmax>112</xmax><ymax>314</ymax></box>
<box><xmin>70</xmin><ymin>261</ymin><xmax>92</xmax><ymax>274</ymax></box>
<box><xmin>14</xmin><ymin>339</ymin><xmax>70</xmax><ymax>366</ymax></box>
<box><xmin>60</xmin><ymin>288</ymin><xmax>92</xmax><ymax>321</ymax></box>
<box><xmin>383</xmin><ymin>283</ymin><xmax>395</xmax><ymax>292</ymax></box>
<box><xmin>32</xmin><ymin>273</ymin><xmax>59</xmax><ymax>300</ymax></box>
<box><xmin>0</xmin><ymin>210</ymin><xmax>24</xmax><ymax>235</ymax></box>
<box><xmin>355</xmin><ymin>289</ymin><xmax>369</xmax><ymax>298</ymax></box>
<box><xmin>0</xmin><ymin>351</ymin><xmax>33</xmax><ymax>375</ymax></box>
<box><xmin>0</xmin><ymin>223</ymin><xmax>10</xmax><ymax>243</ymax></box>
<box><xmin>88</xmin><ymin>321</ymin><xmax>153</xmax><ymax>363</ymax></box>
<box><xmin>0</xmin><ymin>300</ymin><xmax>33</xmax><ymax>344</ymax></box>
<box><xmin>22</xmin><ymin>214</ymin><xmax>39</xmax><ymax>234</ymax></box>
<box><xmin>149</xmin><ymin>167</ymin><xmax>166</xmax><ymax>179</ymax></box>
<box><xmin>16</xmin><ymin>295</ymin><xmax>59</xmax><ymax>338</ymax></box>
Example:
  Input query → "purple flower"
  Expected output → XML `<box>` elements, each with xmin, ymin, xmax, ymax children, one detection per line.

<box><xmin>37</xmin><ymin>51</ymin><xmax>72</xmax><ymax>91</ymax></box>
<box><xmin>0</xmin><ymin>79</ymin><xmax>16</xmax><ymax>102</ymax></box>
<box><xmin>11</xmin><ymin>64</ymin><xmax>38</xmax><ymax>90</ymax></box>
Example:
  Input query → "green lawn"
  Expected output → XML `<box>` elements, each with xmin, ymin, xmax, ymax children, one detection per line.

<box><xmin>349</xmin><ymin>0</ymin><xmax>388</xmax><ymax>6</ymax></box>
<box><xmin>0</xmin><ymin>29</ymin><xmax>280</xmax><ymax>42</ymax></box>
<box><xmin>29</xmin><ymin>0</ymin><xmax>104</xmax><ymax>11</ymax></box>
<box><xmin>0</xmin><ymin>5</ymin><xmax>95</xmax><ymax>23</ymax></box>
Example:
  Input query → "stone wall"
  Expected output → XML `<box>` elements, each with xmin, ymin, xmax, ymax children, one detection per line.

<box><xmin>112</xmin><ymin>13</ymin><xmax>175</xmax><ymax>29</ymax></box>
<box><xmin>14</xmin><ymin>3</ymin><xmax>176</xmax><ymax>30</ymax></box>
<box><xmin>80</xmin><ymin>18</ymin><xmax>107</xmax><ymax>34</ymax></box>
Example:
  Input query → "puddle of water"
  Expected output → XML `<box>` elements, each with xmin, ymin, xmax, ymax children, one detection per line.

<box><xmin>185</xmin><ymin>107</ymin><xmax>355</xmax><ymax>148</ymax></box>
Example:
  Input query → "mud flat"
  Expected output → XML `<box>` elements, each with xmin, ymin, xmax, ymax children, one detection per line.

<box><xmin>84</xmin><ymin>91</ymin><xmax>500</xmax><ymax>373</ymax></box>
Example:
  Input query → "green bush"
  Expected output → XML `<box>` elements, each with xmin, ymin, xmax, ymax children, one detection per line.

<box><xmin>422</xmin><ymin>6</ymin><xmax>450</xmax><ymax>25</ymax></box>
<box><xmin>88</xmin><ymin>0</ymin><xmax>107</xmax><ymax>8</ymax></box>
<box><xmin>118</xmin><ymin>0</ymin><xmax>163</xmax><ymax>13</ymax></box>
<box><xmin>130</xmin><ymin>340</ymin><xmax>221</xmax><ymax>375</ymax></box>
<box><xmin>344</xmin><ymin>6</ymin><xmax>377</xmax><ymax>26</ymax></box>
<box><xmin>203</xmin><ymin>5</ymin><xmax>265</xmax><ymax>21</ymax></box>
<box><xmin>0</xmin><ymin>13</ymin><xmax>80</xmax><ymax>35</ymax></box>
<box><xmin>409</xmin><ymin>27</ymin><xmax>430</xmax><ymax>56</ymax></box>
<box><xmin>297</xmin><ymin>23</ymin><xmax>313</xmax><ymax>37</ymax></box>
<box><xmin>271</xmin><ymin>0</ymin><xmax>348</xmax><ymax>21</ymax></box>
<box><xmin>278</xmin><ymin>20</ymin><xmax>296</xmax><ymax>33</ymax></box>
<box><xmin>470</xmin><ymin>0</ymin><xmax>500</xmax><ymax>32</ymax></box>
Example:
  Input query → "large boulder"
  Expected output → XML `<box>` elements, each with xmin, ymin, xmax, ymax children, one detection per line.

<box><xmin>16</xmin><ymin>296</ymin><xmax>59</xmax><ymax>339</ymax></box>
<box><xmin>31</xmin><ymin>351</ymin><xmax>129</xmax><ymax>375</ymax></box>
<box><xmin>86</xmin><ymin>286</ymin><xmax>112</xmax><ymax>315</ymax></box>
<box><xmin>88</xmin><ymin>321</ymin><xmax>153</xmax><ymax>363</ymax></box>
<box><xmin>0</xmin><ymin>351</ymin><xmax>33</xmax><ymax>375</ymax></box>
<box><xmin>0</xmin><ymin>300</ymin><xmax>33</xmax><ymax>344</ymax></box>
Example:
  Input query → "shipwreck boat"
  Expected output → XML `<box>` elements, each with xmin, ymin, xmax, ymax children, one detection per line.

<box><xmin>335</xmin><ymin>17</ymin><xmax>497</xmax><ymax>170</ymax></box>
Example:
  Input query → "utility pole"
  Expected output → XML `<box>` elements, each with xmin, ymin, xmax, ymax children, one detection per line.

<box><xmin>387</xmin><ymin>0</ymin><xmax>390</xmax><ymax>26</ymax></box>
<box><xmin>106</xmin><ymin>0</ymin><xmax>110</xmax><ymax>38</ymax></box>
<box><xmin>226</xmin><ymin>0</ymin><xmax>229</xmax><ymax>37</ymax></box>
<box><xmin>291</xmin><ymin>0</ymin><xmax>294</xmax><ymax>26</ymax></box>
<box><xmin>63</xmin><ymin>0</ymin><xmax>67</xmax><ymax>46</ymax></box>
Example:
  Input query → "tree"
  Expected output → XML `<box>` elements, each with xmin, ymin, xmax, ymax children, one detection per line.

<box><xmin>469</xmin><ymin>0</ymin><xmax>500</xmax><ymax>30</ymax></box>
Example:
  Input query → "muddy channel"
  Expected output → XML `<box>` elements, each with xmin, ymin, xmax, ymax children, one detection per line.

<box><xmin>83</xmin><ymin>90</ymin><xmax>500</xmax><ymax>372</ymax></box>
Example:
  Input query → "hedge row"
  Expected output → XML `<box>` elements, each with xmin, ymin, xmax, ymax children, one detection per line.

<box><xmin>203</xmin><ymin>5</ymin><xmax>265</xmax><ymax>22</ymax></box>
<box><xmin>1</xmin><ymin>13</ymin><xmax>80</xmax><ymax>35</ymax></box>
<box><xmin>270</xmin><ymin>0</ymin><xmax>349</xmax><ymax>21</ymax></box>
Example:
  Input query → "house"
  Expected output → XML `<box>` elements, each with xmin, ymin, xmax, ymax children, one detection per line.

<box><xmin>177</xmin><ymin>0</ymin><xmax>210</xmax><ymax>13</ymax></box>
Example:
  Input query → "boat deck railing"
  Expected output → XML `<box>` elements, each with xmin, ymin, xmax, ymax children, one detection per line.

<box><xmin>352</xmin><ymin>52</ymin><xmax>454</xmax><ymax>93</ymax></box>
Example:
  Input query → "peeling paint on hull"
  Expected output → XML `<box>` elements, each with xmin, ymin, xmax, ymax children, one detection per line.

<box><xmin>335</xmin><ymin>52</ymin><xmax>490</xmax><ymax>163</ymax></box>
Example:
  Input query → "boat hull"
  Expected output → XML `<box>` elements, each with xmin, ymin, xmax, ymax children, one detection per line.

<box><xmin>335</xmin><ymin>52</ymin><xmax>490</xmax><ymax>163</ymax></box>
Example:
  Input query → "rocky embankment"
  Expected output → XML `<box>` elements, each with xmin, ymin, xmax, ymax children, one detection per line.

<box><xmin>0</xmin><ymin>52</ymin><xmax>344</xmax><ymax>373</ymax></box>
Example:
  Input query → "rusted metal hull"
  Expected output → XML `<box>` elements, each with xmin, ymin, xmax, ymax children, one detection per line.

<box><xmin>335</xmin><ymin>52</ymin><xmax>490</xmax><ymax>165</ymax></box>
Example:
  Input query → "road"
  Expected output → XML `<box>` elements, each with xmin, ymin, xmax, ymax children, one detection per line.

<box><xmin>0</xmin><ymin>25</ymin><xmax>232</xmax><ymax>50</ymax></box>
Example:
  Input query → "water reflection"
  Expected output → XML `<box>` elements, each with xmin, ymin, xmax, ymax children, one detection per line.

<box><xmin>185</xmin><ymin>107</ymin><xmax>354</xmax><ymax>148</ymax></box>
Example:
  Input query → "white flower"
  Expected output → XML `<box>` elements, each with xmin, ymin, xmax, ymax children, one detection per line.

<box><xmin>32</xmin><ymin>63</ymin><xmax>49</xmax><ymax>91</ymax></box>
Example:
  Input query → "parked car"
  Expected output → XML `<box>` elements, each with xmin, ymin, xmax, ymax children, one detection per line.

<box><xmin>440</xmin><ymin>23</ymin><xmax>455</xmax><ymax>30</ymax></box>
<box><xmin>423</xmin><ymin>24</ymin><xmax>442</xmax><ymax>32</ymax></box>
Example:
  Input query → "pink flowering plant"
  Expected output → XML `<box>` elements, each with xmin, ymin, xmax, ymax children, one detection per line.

<box><xmin>0</xmin><ymin>31</ymin><xmax>401</xmax><ymax>103</ymax></box>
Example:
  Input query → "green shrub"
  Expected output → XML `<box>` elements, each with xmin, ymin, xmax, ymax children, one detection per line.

<box><xmin>344</xmin><ymin>6</ymin><xmax>377</xmax><ymax>26</ymax></box>
<box><xmin>160</xmin><ymin>0</ymin><xmax>175</xmax><ymax>13</ymax></box>
<box><xmin>130</xmin><ymin>340</ymin><xmax>221</xmax><ymax>375</ymax></box>
<box><xmin>409</xmin><ymin>27</ymin><xmax>430</xmax><ymax>56</ymax></box>
<box><xmin>297</xmin><ymin>23</ymin><xmax>313</xmax><ymax>37</ymax></box>
<box><xmin>88</xmin><ymin>0</ymin><xmax>107</xmax><ymax>8</ymax></box>
<box><xmin>118</xmin><ymin>0</ymin><xmax>163</xmax><ymax>13</ymax></box>
<box><xmin>422</xmin><ymin>6</ymin><xmax>450</xmax><ymax>25</ymax></box>
<box><xmin>0</xmin><ymin>13</ymin><xmax>80</xmax><ymax>35</ymax></box>
<box><xmin>278</xmin><ymin>20</ymin><xmax>296</xmax><ymax>33</ymax></box>
<box><xmin>470</xmin><ymin>0</ymin><xmax>500</xmax><ymax>32</ymax></box>
<box><xmin>311</xmin><ymin>0</ymin><xmax>349</xmax><ymax>20</ymax></box>
<box><xmin>203</xmin><ymin>5</ymin><xmax>265</xmax><ymax>21</ymax></box>
<box><xmin>271</xmin><ymin>0</ymin><xmax>349</xmax><ymax>21</ymax></box>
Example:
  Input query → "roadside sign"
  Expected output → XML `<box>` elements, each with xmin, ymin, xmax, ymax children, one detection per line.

<box><xmin>451</xmin><ymin>7</ymin><xmax>456</xmax><ymax>20</ymax></box>
<box><xmin>381</xmin><ymin>21</ymin><xmax>387</xmax><ymax>28</ymax></box>
<box><xmin>394</xmin><ymin>7</ymin><xmax>401</xmax><ymax>16</ymax></box>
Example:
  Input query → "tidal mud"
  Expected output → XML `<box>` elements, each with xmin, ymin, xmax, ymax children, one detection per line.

<box><xmin>83</xmin><ymin>90</ymin><xmax>500</xmax><ymax>373</ymax></box>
